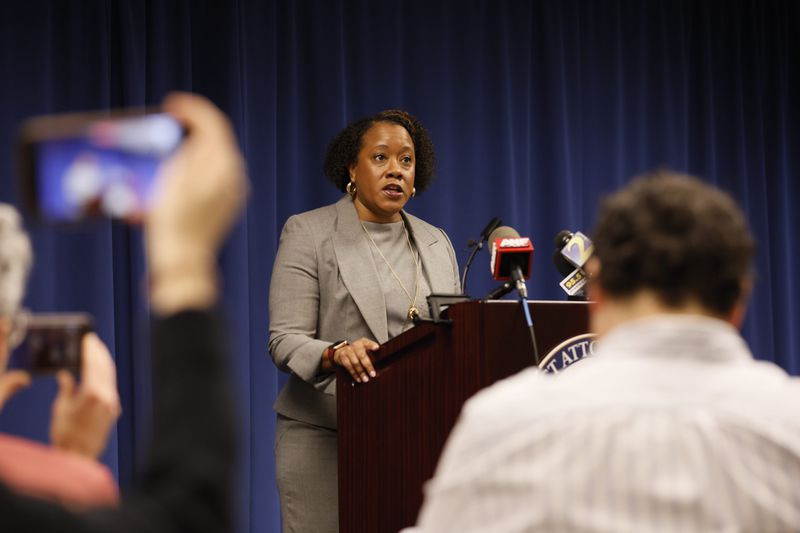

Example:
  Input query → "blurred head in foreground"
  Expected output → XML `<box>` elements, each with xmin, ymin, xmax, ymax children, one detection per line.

<box><xmin>587</xmin><ymin>170</ymin><xmax>754</xmax><ymax>336</ymax></box>
<box><xmin>0</xmin><ymin>205</ymin><xmax>32</xmax><ymax>373</ymax></box>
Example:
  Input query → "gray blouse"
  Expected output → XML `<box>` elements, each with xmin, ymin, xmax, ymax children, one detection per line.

<box><xmin>361</xmin><ymin>220</ymin><xmax>432</xmax><ymax>339</ymax></box>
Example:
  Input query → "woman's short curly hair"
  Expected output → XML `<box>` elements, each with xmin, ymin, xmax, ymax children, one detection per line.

<box><xmin>592</xmin><ymin>170</ymin><xmax>754</xmax><ymax>316</ymax></box>
<box><xmin>323</xmin><ymin>109</ymin><xmax>436</xmax><ymax>194</ymax></box>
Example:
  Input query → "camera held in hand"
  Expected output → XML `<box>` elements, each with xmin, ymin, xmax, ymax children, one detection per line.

<box><xmin>8</xmin><ymin>313</ymin><xmax>93</xmax><ymax>374</ymax></box>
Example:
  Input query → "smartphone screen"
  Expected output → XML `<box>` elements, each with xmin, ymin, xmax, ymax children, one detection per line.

<box><xmin>7</xmin><ymin>313</ymin><xmax>93</xmax><ymax>375</ymax></box>
<box><xmin>19</xmin><ymin>111</ymin><xmax>183</xmax><ymax>221</ymax></box>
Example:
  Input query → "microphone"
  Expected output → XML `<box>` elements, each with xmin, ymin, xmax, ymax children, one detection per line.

<box><xmin>552</xmin><ymin>230</ymin><xmax>575</xmax><ymax>277</ymax></box>
<box><xmin>479</xmin><ymin>217</ymin><xmax>502</xmax><ymax>243</ymax></box>
<box><xmin>487</xmin><ymin>226</ymin><xmax>540</xmax><ymax>364</ymax></box>
<box><xmin>553</xmin><ymin>230</ymin><xmax>593</xmax><ymax>299</ymax></box>
<box><xmin>461</xmin><ymin>216</ymin><xmax>502</xmax><ymax>295</ymax></box>
<box><xmin>488</xmin><ymin>226</ymin><xmax>533</xmax><ymax>299</ymax></box>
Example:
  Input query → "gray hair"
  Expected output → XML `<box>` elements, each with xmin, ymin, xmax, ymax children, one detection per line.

<box><xmin>0</xmin><ymin>204</ymin><xmax>32</xmax><ymax>316</ymax></box>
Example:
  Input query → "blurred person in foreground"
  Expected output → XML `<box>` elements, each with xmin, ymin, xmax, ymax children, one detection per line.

<box><xmin>0</xmin><ymin>92</ymin><xmax>247</xmax><ymax>533</ymax></box>
<box><xmin>414</xmin><ymin>171</ymin><xmax>800</xmax><ymax>532</ymax></box>
<box><xmin>0</xmin><ymin>204</ymin><xmax>120</xmax><ymax>506</ymax></box>
<box><xmin>268</xmin><ymin>109</ymin><xmax>459</xmax><ymax>532</ymax></box>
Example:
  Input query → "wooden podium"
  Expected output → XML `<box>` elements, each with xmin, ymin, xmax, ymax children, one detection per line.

<box><xmin>336</xmin><ymin>300</ymin><xmax>590</xmax><ymax>532</ymax></box>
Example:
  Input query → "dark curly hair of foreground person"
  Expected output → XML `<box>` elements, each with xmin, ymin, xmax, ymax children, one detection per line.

<box><xmin>592</xmin><ymin>169</ymin><xmax>755</xmax><ymax>316</ymax></box>
<box><xmin>324</xmin><ymin>109</ymin><xmax>437</xmax><ymax>194</ymax></box>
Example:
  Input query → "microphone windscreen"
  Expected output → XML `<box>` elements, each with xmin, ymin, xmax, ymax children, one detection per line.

<box><xmin>552</xmin><ymin>230</ymin><xmax>576</xmax><ymax>276</ymax></box>
<box><xmin>488</xmin><ymin>226</ymin><xmax>520</xmax><ymax>243</ymax></box>
<box><xmin>554</xmin><ymin>230</ymin><xmax>573</xmax><ymax>249</ymax></box>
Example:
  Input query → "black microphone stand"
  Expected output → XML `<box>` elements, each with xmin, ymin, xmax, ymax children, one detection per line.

<box><xmin>461</xmin><ymin>243</ymin><xmax>483</xmax><ymax>295</ymax></box>
<box><xmin>461</xmin><ymin>217</ymin><xmax>501</xmax><ymax>294</ymax></box>
<box><xmin>484</xmin><ymin>281</ymin><xmax>514</xmax><ymax>300</ymax></box>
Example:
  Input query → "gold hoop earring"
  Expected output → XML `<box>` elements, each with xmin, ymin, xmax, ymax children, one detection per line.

<box><xmin>346</xmin><ymin>181</ymin><xmax>357</xmax><ymax>196</ymax></box>
<box><xmin>411</xmin><ymin>187</ymin><xmax>416</xmax><ymax>198</ymax></box>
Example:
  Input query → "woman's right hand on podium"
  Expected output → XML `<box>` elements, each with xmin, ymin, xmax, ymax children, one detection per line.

<box><xmin>322</xmin><ymin>337</ymin><xmax>379</xmax><ymax>384</ymax></box>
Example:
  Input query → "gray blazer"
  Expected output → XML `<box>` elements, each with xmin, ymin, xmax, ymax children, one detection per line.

<box><xmin>268</xmin><ymin>195</ymin><xmax>460</xmax><ymax>429</ymax></box>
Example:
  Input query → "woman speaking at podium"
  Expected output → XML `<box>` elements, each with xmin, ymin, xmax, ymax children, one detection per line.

<box><xmin>268</xmin><ymin>109</ymin><xmax>460</xmax><ymax>532</ymax></box>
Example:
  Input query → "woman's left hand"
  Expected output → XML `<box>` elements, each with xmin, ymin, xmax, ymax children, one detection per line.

<box><xmin>322</xmin><ymin>337</ymin><xmax>379</xmax><ymax>383</ymax></box>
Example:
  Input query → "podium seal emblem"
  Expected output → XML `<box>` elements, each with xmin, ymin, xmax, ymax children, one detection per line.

<box><xmin>538</xmin><ymin>333</ymin><xmax>597</xmax><ymax>374</ymax></box>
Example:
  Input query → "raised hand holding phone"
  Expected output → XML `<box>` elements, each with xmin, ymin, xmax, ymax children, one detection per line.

<box><xmin>19</xmin><ymin>110</ymin><xmax>184</xmax><ymax>222</ymax></box>
<box><xmin>6</xmin><ymin>313</ymin><xmax>91</xmax><ymax>374</ymax></box>
<box><xmin>146</xmin><ymin>92</ymin><xmax>248</xmax><ymax>315</ymax></box>
<box><xmin>50</xmin><ymin>333</ymin><xmax>121</xmax><ymax>459</ymax></box>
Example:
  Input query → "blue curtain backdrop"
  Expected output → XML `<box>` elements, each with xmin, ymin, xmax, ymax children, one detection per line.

<box><xmin>0</xmin><ymin>1</ymin><xmax>797</xmax><ymax>532</ymax></box>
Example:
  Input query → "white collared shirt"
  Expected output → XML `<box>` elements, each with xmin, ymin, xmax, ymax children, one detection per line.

<box><xmin>413</xmin><ymin>315</ymin><xmax>800</xmax><ymax>532</ymax></box>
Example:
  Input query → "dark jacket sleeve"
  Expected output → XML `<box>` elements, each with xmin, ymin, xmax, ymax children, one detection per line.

<box><xmin>0</xmin><ymin>310</ymin><xmax>237</xmax><ymax>533</ymax></box>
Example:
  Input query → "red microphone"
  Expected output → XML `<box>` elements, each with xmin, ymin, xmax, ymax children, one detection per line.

<box><xmin>489</xmin><ymin>226</ymin><xmax>534</xmax><ymax>298</ymax></box>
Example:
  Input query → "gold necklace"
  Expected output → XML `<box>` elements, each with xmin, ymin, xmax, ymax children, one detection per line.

<box><xmin>360</xmin><ymin>221</ymin><xmax>422</xmax><ymax>323</ymax></box>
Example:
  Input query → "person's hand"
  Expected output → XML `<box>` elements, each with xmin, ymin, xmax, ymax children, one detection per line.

<box><xmin>322</xmin><ymin>337</ymin><xmax>379</xmax><ymax>383</ymax></box>
<box><xmin>0</xmin><ymin>370</ymin><xmax>31</xmax><ymax>410</ymax></box>
<box><xmin>146</xmin><ymin>92</ymin><xmax>248</xmax><ymax>314</ymax></box>
<box><xmin>50</xmin><ymin>333</ymin><xmax>121</xmax><ymax>459</ymax></box>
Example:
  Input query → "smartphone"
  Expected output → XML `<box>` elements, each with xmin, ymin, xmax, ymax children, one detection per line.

<box><xmin>18</xmin><ymin>109</ymin><xmax>183</xmax><ymax>221</ymax></box>
<box><xmin>7</xmin><ymin>313</ymin><xmax>93</xmax><ymax>374</ymax></box>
